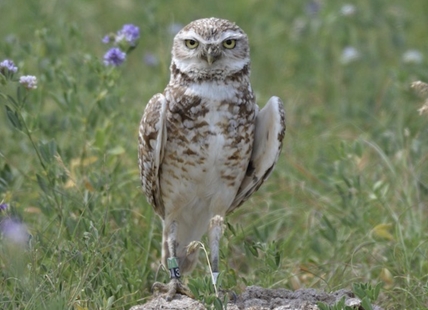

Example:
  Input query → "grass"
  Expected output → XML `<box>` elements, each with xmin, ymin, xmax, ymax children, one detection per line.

<box><xmin>1</xmin><ymin>0</ymin><xmax>428</xmax><ymax>309</ymax></box>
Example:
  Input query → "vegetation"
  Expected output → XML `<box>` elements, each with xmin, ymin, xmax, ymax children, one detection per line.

<box><xmin>1</xmin><ymin>0</ymin><xmax>427</xmax><ymax>309</ymax></box>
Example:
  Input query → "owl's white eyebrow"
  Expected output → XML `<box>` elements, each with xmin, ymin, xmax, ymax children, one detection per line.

<box><xmin>220</xmin><ymin>31</ymin><xmax>244</xmax><ymax>41</ymax></box>
<box><xmin>180</xmin><ymin>30</ymin><xmax>244</xmax><ymax>44</ymax></box>
<box><xmin>180</xmin><ymin>30</ymin><xmax>202</xmax><ymax>40</ymax></box>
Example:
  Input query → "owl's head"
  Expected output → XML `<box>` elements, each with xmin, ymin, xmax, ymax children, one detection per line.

<box><xmin>171</xmin><ymin>18</ymin><xmax>250</xmax><ymax>79</ymax></box>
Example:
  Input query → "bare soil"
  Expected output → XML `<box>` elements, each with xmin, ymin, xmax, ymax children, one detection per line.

<box><xmin>130</xmin><ymin>285</ymin><xmax>384</xmax><ymax>310</ymax></box>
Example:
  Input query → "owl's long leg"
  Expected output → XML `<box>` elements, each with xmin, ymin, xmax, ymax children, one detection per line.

<box><xmin>152</xmin><ymin>221</ymin><xmax>194</xmax><ymax>301</ymax></box>
<box><xmin>209</xmin><ymin>215</ymin><xmax>224</xmax><ymax>286</ymax></box>
<box><xmin>209</xmin><ymin>215</ymin><xmax>238</xmax><ymax>303</ymax></box>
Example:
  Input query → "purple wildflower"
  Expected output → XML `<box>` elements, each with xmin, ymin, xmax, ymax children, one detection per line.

<box><xmin>306</xmin><ymin>0</ymin><xmax>322</xmax><ymax>16</ymax></box>
<box><xmin>102</xmin><ymin>35</ymin><xmax>111</xmax><ymax>44</ymax></box>
<box><xmin>0</xmin><ymin>203</ymin><xmax>7</xmax><ymax>212</ymax></box>
<box><xmin>1</xmin><ymin>217</ymin><xmax>30</xmax><ymax>245</ymax></box>
<box><xmin>19</xmin><ymin>75</ymin><xmax>38</xmax><ymax>89</ymax></box>
<box><xmin>116</xmin><ymin>24</ymin><xmax>140</xmax><ymax>46</ymax></box>
<box><xmin>0</xmin><ymin>59</ymin><xmax>18</xmax><ymax>74</ymax></box>
<box><xmin>143</xmin><ymin>53</ymin><xmax>159</xmax><ymax>67</ymax></box>
<box><xmin>103</xmin><ymin>47</ymin><xmax>126</xmax><ymax>66</ymax></box>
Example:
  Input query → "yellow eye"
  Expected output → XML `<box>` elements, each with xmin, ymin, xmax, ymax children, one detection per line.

<box><xmin>185</xmin><ymin>39</ymin><xmax>199</xmax><ymax>49</ymax></box>
<box><xmin>223</xmin><ymin>39</ymin><xmax>236</xmax><ymax>49</ymax></box>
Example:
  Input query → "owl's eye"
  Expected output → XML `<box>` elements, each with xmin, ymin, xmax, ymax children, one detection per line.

<box><xmin>222</xmin><ymin>39</ymin><xmax>236</xmax><ymax>49</ymax></box>
<box><xmin>185</xmin><ymin>39</ymin><xmax>199</xmax><ymax>49</ymax></box>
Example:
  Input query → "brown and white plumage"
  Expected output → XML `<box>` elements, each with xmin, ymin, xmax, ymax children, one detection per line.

<box><xmin>138</xmin><ymin>17</ymin><xmax>285</xmax><ymax>299</ymax></box>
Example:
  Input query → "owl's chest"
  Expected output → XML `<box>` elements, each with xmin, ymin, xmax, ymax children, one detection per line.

<box><xmin>166</xmin><ymin>83</ymin><xmax>255</xmax><ymax>149</ymax></box>
<box><xmin>162</xmin><ymin>82</ymin><xmax>255</xmax><ymax>178</ymax></box>
<box><xmin>159</xmin><ymin>83</ymin><xmax>256</xmax><ymax>211</ymax></box>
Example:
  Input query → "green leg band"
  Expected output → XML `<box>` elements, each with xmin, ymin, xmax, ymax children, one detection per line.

<box><xmin>167</xmin><ymin>257</ymin><xmax>180</xmax><ymax>279</ymax></box>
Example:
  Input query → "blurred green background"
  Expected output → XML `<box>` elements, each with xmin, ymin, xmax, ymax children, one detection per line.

<box><xmin>1</xmin><ymin>0</ymin><xmax>428</xmax><ymax>309</ymax></box>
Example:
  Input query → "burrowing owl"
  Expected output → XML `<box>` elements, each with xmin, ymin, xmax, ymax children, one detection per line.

<box><xmin>138</xmin><ymin>17</ymin><xmax>286</xmax><ymax>300</ymax></box>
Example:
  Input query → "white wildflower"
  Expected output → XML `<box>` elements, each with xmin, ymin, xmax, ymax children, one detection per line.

<box><xmin>340</xmin><ymin>4</ymin><xmax>356</xmax><ymax>16</ymax></box>
<box><xmin>19</xmin><ymin>75</ymin><xmax>38</xmax><ymax>89</ymax></box>
<box><xmin>402</xmin><ymin>50</ymin><xmax>423</xmax><ymax>64</ymax></box>
<box><xmin>340</xmin><ymin>46</ymin><xmax>360</xmax><ymax>64</ymax></box>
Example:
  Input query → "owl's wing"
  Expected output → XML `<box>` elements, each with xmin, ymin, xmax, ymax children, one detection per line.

<box><xmin>138</xmin><ymin>93</ymin><xmax>168</xmax><ymax>219</ymax></box>
<box><xmin>227</xmin><ymin>96</ymin><xmax>286</xmax><ymax>214</ymax></box>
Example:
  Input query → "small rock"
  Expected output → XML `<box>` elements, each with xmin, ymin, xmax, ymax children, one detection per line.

<box><xmin>129</xmin><ymin>294</ymin><xmax>205</xmax><ymax>310</ymax></box>
<box><xmin>345</xmin><ymin>297</ymin><xmax>362</xmax><ymax>307</ymax></box>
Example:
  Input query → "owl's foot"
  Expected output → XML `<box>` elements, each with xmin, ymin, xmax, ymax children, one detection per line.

<box><xmin>217</xmin><ymin>288</ymin><xmax>237</xmax><ymax>303</ymax></box>
<box><xmin>152</xmin><ymin>278</ymin><xmax>194</xmax><ymax>301</ymax></box>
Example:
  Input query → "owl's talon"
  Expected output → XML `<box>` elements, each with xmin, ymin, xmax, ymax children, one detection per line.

<box><xmin>152</xmin><ymin>279</ymin><xmax>194</xmax><ymax>301</ymax></box>
<box><xmin>151</xmin><ymin>281</ymin><xmax>166</xmax><ymax>295</ymax></box>
<box><xmin>218</xmin><ymin>288</ymin><xmax>237</xmax><ymax>303</ymax></box>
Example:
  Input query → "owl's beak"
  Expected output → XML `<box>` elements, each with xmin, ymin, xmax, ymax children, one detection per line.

<box><xmin>204</xmin><ymin>47</ymin><xmax>221</xmax><ymax>65</ymax></box>
<box><xmin>206</xmin><ymin>54</ymin><xmax>216</xmax><ymax>65</ymax></box>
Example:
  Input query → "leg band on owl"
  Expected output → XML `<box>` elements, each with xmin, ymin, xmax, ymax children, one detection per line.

<box><xmin>167</xmin><ymin>257</ymin><xmax>181</xmax><ymax>279</ymax></box>
<box><xmin>211</xmin><ymin>271</ymin><xmax>219</xmax><ymax>285</ymax></box>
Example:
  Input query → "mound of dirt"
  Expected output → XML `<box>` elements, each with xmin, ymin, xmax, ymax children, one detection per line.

<box><xmin>130</xmin><ymin>286</ymin><xmax>384</xmax><ymax>310</ymax></box>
